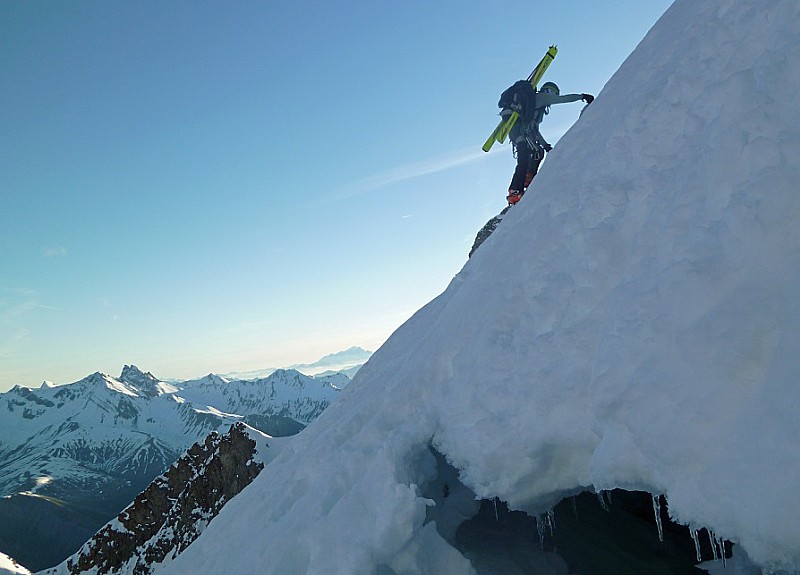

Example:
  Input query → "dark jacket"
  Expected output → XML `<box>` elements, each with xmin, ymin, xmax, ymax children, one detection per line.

<box><xmin>510</xmin><ymin>91</ymin><xmax>584</xmax><ymax>149</ymax></box>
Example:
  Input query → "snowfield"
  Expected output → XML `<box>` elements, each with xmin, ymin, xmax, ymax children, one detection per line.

<box><xmin>153</xmin><ymin>0</ymin><xmax>800</xmax><ymax>573</ymax></box>
<box><xmin>0</xmin><ymin>553</ymin><xmax>30</xmax><ymax>575</ymax></box>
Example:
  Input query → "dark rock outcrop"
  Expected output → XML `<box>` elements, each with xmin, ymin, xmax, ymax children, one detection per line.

<box><xmin>42</xmin><ymin>423</ymin><xmax>264</xmax><ymax>575</ymax></box>
<box><xmin>469</xmin><ymin>206</ymin><xmax>511</xmax><ymax>258</ymax></box>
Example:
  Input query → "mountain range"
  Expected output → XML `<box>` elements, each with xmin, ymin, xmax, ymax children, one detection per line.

<box><xmin>0</xmin><ymin>363</ymin><xmax>351</xmax><ymax>572</ymax></box>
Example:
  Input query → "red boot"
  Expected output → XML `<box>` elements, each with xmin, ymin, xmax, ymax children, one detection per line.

<box><xmin>507</xmin><ymin>189</ymin><xmax>524</xmax><ymax>205</ymax></box>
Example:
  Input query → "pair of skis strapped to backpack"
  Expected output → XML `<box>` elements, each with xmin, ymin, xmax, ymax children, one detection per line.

<box><xmin>482</xmin><ymin>45</ymin><xmax>558</xmax><ymax>152</ymax></box>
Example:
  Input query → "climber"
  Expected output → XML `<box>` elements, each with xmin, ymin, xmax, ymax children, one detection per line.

<box><xmin>502</xmin><ymin>81</ymin><xmax>594</xmax><ymax>205</ymax></box>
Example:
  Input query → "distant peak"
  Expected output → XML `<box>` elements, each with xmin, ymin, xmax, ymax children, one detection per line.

<box><xmin>324</xmin><ymin>346</ymin><xmax>372</xmax><ymax>358</ymax></box>
<box><xmin>201</xmin><ymin>373</ymin><xmax>229</xmax><ymax>385</ymax></box>
<box><xmin>287</xmin><ymin>347</ymin><xmax>373</xmax><ymax>375</ymax></box>
<box><xmin>278</xmin><ymin>368</ymin><xmax>308</xmax><ymax>379</ymax></box>
<box><xmin>343</xmin><ymin>346</ymin><xmax>371</xmax><ymax>353</ymax></box>
<box><xmin>86</xmin><ymin>371</ymin><xmax>110</xmax><ymax>383</ymax></box>
<box><xmin>119</xmin><ymin>365</ymin><xmax>162</xmax><ymax>397</ymax></box>
<box><xmin>120</xmin><ymin>364</ymin><xmax>155</xmax><ymax>381</ymax></box>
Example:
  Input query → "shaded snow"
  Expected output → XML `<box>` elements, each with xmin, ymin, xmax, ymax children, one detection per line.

<box><xmin>157</xmin><ymin>0</ymin><xmax>800</xmax><ymax>573</ymax></box>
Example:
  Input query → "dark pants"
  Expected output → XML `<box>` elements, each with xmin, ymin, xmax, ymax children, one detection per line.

<box><xmin>509</xmin><ymin>139</ymin><xmax>544</xmax><ymax>192</ymax></box>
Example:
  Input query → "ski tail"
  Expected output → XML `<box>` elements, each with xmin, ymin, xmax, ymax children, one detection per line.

<box><xmin>482</xmin><ymin>118</ymin><xmax>506</xmax><ymax>152</ymax></box>
<box><xmin>482</xmin><ymin>111</ymin><xmax>518</xmax><ymax>152</ymax></box>
<box><xmin>482</xmin><ymin>45</ymin><xmax>558</xmax><ymax>152</ymax></box>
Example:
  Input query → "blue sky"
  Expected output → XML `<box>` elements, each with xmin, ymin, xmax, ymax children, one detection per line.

<box><xmin>0</xmin><ymin>0</ymin><xmax>672</xmax><ymax>390</ymax></box>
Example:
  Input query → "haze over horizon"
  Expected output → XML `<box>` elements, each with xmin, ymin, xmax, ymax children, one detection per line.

<box><xmin>1</xmin><ymin>1</ymin><xmax>671</xmax><ymax>391</ymax></box>
<box><xmin>13</xmin><ymin>345</ymin><xmax>373</xmax><ymax>389</ymax></box>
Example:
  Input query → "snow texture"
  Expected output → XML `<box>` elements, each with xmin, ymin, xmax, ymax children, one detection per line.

<box><xmin>0</xmin><ymin>553</ymin><xmax>30</xmax><ymax>575</ymax></box>
<box><xmin>157</xmin><ymin>0</ymin><xmax>800</xmax><ymax>573</ymax></box>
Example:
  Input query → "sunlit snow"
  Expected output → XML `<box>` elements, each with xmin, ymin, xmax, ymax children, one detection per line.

<box><xmin>0</xmin><ymin>553</ymin><xmax>30</xmax><ymax>575</ymax></box>
<box><xmin>152</xmin><ymin>0</ymin><xmax>800</xmax><ymax>573</ymax></box>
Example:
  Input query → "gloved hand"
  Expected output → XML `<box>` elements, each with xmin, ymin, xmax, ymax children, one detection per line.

<box><xmin>543</xmin><ymin>143</ymin><xmax>553</xmax><ymax>152</ymax></box>
<box><xmin>582</xmin><ymin>93</ymin><xmax>595</xmax><ymax>104</ymax></box>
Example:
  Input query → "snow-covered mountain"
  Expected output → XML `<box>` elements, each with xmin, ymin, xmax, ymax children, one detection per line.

<box><xmin>289</xmin><ymin>345</ymin><xmax>373</xmax><ymax>375</ymax></box>
<box><xmin>0</xmin><ymin>366</ymin><xmax>344</xmax><ymax>571</ymax></box>
<box><xmin>148</xmin><ymin>0</ymin><xmax>800</xmax><ymax>574</ymax></box>
<box><xmin>178</xmin><ymin>368</ymin><xmax>340</xmax><ymax>427</ymax></box>
<box><xmin>218</xmin><ymin>345</ymin><xmax>372</xmax><ymax>380</ymax></box>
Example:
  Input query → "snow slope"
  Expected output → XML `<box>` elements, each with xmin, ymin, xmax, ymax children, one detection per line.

<box><xmin>157</xmin><ymin>0</ymin><xmax>800</xmax><ymax>573</ymax></box>
<box><xmin>0</xmin><ymin>553</ymin><xmax>30</xmax><ymax>575</ymax></box>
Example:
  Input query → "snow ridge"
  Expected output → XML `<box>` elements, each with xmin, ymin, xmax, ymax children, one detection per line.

<box><xmin>153</xmin><ymin>0</ymin><xmax>800</xmax><ymax>573</ymax></box>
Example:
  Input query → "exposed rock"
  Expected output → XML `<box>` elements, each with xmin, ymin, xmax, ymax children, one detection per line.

<box><xmin>42</xmin><ymin>423</ymin><xmax>264</xmax><ymax>575</ymax></box>
<box><xmin>469</xmin><ymin>206</ymin><xmax>511</xmax><ymax>258</ymax></box>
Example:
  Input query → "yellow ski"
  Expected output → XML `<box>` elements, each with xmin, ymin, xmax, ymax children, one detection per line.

<box><xmin>482</xmin><ymin>45</ymin><xmax>558</xmax><ymax>152</ymax></box>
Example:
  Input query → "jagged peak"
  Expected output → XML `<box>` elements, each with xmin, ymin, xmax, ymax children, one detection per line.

<box><xmin>120</xmin><ymin>364</ymin><xmax>156</xmax><ymax>382</ymax></box>
<box><xmin>120</xmin><ymin>365</ymin><xmax>167</xmax><ymax>398</ymax></box>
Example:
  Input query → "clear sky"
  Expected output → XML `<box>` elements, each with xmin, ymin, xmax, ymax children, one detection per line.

<box><xmin>0</xmin><ymin>0</ymin><xmax>673</xmax><ymax>391</ymax></box>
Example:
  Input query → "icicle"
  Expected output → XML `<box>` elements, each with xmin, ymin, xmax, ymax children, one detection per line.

<box><xmin>534</xmin><ymin>508</ymin><xmax>556</xmax><ymax>551</ymax></box>
<box><xmin>536</xmin><ymin>515</ymin><xmax>546</xmax><ymax>550</ymax></box>
<box><xmin>709</xmin><ymin>530</ymin><xmax>719</xmax><ymax>561</ymax></box>
<box><xmin>714</xmin><ymin>531</ymin><xmax>728</xmax><ymax>564</ymax></box>
<box><xmin>652</xmin><ymin>494</ymin><xmax>664</xmax><ymax>542</ymax></box>
<box><xmin>690</xmin><ymin>528</ymin><xmax>702</xmax><ymax>562</ymax></box>
<box><xmin>597</xmin><ymin>490</ymin><xmax>610</xmax><ymax>512</ymax></box>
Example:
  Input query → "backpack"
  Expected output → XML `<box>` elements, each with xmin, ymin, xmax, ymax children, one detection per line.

<box><xmin>498</xmin><ymin>80</ymin><xmax>536</xmax><ymax>120</ymax></box>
